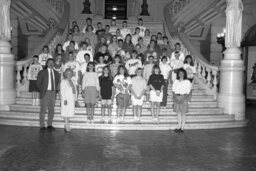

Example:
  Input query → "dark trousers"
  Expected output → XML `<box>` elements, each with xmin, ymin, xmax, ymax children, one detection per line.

<box><xmin>40</xmin><ymin>91</ymin><xmax>56</xmax><ymax>127</ymax></box>
<box><xmin>161</xmin><ymin>80</ymin><xmax>168</xmax><ymax>106</ymax></box>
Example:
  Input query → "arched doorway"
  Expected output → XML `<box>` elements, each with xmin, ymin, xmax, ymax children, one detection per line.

<box><xmin>241</xmin><ymin>24</ymin><xmax>256</xmax><ymax>100</ymax></box>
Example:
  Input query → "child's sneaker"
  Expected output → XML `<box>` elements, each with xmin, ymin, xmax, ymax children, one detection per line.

<box><xmin>100</xmin><ymin>117</ymin><xmax>105</xmax><ymax>124</ymax></box>
<box><xmin>108</xmin><ymin>117</ymin><xmax>113</xmax><ymax>124</ymax></box>
<box><xmin>36</xmin><ymin>99</ymin><xmax>40</xmax><ymax>106</ymax></box>
<box><xmin>32</xmin><ymin>99</ymin><xmax>36</xmax><ymax>106</ymax></box>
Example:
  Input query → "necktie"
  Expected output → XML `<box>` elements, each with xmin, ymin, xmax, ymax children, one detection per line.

<box><xmin>50</xmin><ymin>70</ymin><xmax>55</xmax><ymax>91</ymax></box>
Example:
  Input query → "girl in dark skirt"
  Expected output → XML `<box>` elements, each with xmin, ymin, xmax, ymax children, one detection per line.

<box><xmin>172</xmin><ymin>68</ymin><xmax>192</xmax><ymax>133</ymax></box>
<box><xmin>28</xmin><ymin>55</ymin><xmax>43</xmax><ymax>105</ymax></box>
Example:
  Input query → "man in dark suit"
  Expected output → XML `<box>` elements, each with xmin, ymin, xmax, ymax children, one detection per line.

<box><xmin>37</xmin><ymin>58</ymin><xmax>60</xmax><ymax>131</ymax></box>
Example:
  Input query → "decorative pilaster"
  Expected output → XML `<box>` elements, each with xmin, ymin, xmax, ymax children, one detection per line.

<box><xmin>218</xmin><ymin>0</ymin><xmax>245</xmax><ymax>120</ymax></box>
<box><xmin>0</xmin><ymin>0</ymin><xmax>16</xmax><ymax>111</ymax></box>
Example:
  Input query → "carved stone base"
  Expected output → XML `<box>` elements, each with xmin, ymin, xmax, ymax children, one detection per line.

<box><xmin>78</xmin><ymin>14</ymin><xmax>94</xmax><ymax>25</ymax></box>
<box><xmin>139</xmin><ymin>15</ymin><xmax>153</xmax><ymax>21</ymax></box>
<box><xmin>0</xmin><ymin>104</ymin><xmax>10</xmax><ymax>111</ymax></box>
<box><xmin>0</xmin><ymin>40</ymin><xmax>16</xmax><ymax>109</ymax></box>
<box><xmin>217</xmin><ymin>47</ymin><xmax>245</xmax><ymax>120</ymax></box>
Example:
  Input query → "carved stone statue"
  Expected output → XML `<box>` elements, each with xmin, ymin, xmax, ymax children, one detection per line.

<box><xmin>0</xmin><ymin>0</ymin><xmax>11</xmax><ymax>41</ymax></box>
<box><xmin>81</xmin><ymin>0</ymin><xmax>92</xmax><ymax>14</ymax></box>
<box><xmin>225</xmin><ymin>0</ymin><xmax>243</xmax><ymax>48</ymax></box>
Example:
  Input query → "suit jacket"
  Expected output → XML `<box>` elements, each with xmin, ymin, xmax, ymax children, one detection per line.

<box><xmin>36</xmin><ymin>68</ymin><xmax>60</xmax><ymax>99</ymax></box>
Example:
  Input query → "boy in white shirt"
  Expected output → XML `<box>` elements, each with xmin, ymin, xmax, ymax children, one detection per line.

<box><xmin>76</xmin><ymin>42</ymin><xmax>93</xmax><ymax>65</ymax></box>
<box><xmin>132</xmin><ymin>27</ymin><xmax>141</xmax><ymax>45</ymax></box>
<box><xmin>125</xmin><ymin>50</ymin><xmax>142</xmax><ymax>77</ymax></box>
<box><xmin>80</xmin><ymin>53</ymin><xmax>91</xmax><ymax>75</ymax></box>
<box><xmin>137</xmin><ymin>18</ymin><xmax>147</xmax><ymax>37</ymax></box>
<box><xmin>63</xmin><ymin>33</ymin><xmax>79</xmax><ymax>51</ymax></box>
<box><xmin>38</xmin><ymin>45</ymin><xmax>53</xmax><ymax>68</ymax></box>
<box><xmin>120</xmin><ymin>21</ymin><xmax>131</xmax><ymax>39</ymax></box>
<box><xmin>170</xmin><ymin>43</ymin><xmax>185</xmax><ymax>82</ymax></box>
<box><xmin>159</xmin><ymin>56</ymin><xmax>172</xmax><ymax>107</ymax></box>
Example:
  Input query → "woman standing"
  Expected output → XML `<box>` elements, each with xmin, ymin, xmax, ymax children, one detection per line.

<box><xmin>82</xmin><ymin>62</ymin><xmax>100</xmax><ymax>123</ymax></box>
<box><xmin>60</xmin><ymin>68</ymin><xmax>76</xmax><ymax>132</ymax></box>
<box><xmin>113</xmin><ymin>65</ymin><xmax>132</xmax><ymax>123</ymax></box>
<box><xmin>148</xmin><ymin>65</ymin><xmax>165</xmax><ymax>123</ymax></box>
<box><xmin>131</xmin><ymin>68</ymin><xmax>147</xmax><ymax>123</ymax></box>
<box><xmin>99</xmin><ymin>66</ymin><xmax>115</xmax><ymax>124</ymax></box>
<box><xmin>172</xmin><ymin>68</ymin><xmax>192</xmax><ymax>133</ymax></box>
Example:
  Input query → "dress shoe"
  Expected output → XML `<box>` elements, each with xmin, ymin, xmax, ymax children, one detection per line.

<box><xmin>179</xmin><ymin>129</ymin><xmax>184</xmax><ymax>133</ymax></box>
<box><xmin>47</xmin><ymin>126</ymin><xmax>56</xmax><ymax>131</ymax></box>
<box><xmin>174</xmin><ymin>129</ymin><xmax>179</xmax><ymax>133</ymax></box>
<box><xmin>40</xmin><ymin>127</ymin><xmax>46</xmax><ymax>132</ymax></box>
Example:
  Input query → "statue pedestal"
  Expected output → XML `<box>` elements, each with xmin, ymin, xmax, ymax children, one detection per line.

<box><xmin>0</xmin><ymin>40</ymin><xmax>16</xmax><ymax>111</ymax></box>
<box><xmin>217</xmin><ymin>47</ymin><xmax>245</xmax><ymax>120</ymax></box>
<box><xmin>139</xmin><ymin>15</ymin><xmax>153</xmax><ymax>21</ymax></box>
<box><xmin>78</xmin><ymin>14</ymin><xmax>94</xmax><ymax>25</ymax></box>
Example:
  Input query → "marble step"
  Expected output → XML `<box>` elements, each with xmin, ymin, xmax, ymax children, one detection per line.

<box><xmin>16</xmin><ymin>95</ymin><xmax>215</xmax><ymax>103</ymax></box>
<box><xmin>18</xmin><ymin>87</ymin><xmax>206</xmax><ymax>96</ymax></box>
<box><xmin>13</xmin><ymin>100</ymin><xmax>218</xmax><ymax>109</ymax></box>
<box><xmin>0</xmin><ymin>111</ymin><xmax>233</xmax><ymax>122</ymax></box>
<box><xmin>0</xmin><ymin>116</ymin><xmax>247</xmax><ymax>130</ymax></box>
<box><xmin>10</xmin><ymin>104</ymin><xmax>223</xmax><ymax>115</ymax></box>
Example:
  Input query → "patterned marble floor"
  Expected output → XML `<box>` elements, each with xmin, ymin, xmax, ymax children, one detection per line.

<box><xmin>0</xmin><ymin>104</ymin><xmax>256</xmax><ymax>171</ymax></box>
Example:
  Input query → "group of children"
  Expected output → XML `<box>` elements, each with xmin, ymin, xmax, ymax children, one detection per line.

<box><xmin>27</xmin><ymin>17</ymin><xmax>196</xmax><ymax>131</ymax></box>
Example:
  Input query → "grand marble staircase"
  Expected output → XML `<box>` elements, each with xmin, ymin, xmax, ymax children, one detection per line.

<box><xmin>0</xmin><ymin>82</ymin><xmax>246</xmax><ymax>130</ymax></box>
<box><xmin>0</xmin><ymin>0</ymin><xmax>247</xmax><ymax>130</ymax></box>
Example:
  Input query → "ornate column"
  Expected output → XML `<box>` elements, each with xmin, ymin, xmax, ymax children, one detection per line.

<box><xmin>0</xmin><ymin>0</ymin><xmax>16</xmax><ymax>110</ymax></box>
<box><xmin>218</xmin><ymin>0</ymin><xmax>245</xmax><ymax>120</ymax></box>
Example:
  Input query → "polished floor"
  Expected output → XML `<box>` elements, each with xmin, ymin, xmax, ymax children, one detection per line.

<box><xmin>0</xmin><ymin>104</ymin><xmax>256</xmax><ymax>171</ymax></box>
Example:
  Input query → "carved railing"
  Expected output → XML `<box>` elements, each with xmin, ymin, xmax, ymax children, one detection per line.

<box><xmin>169</xmin><ymin>0</ymin><xmax>191</xmax><ymax>16</ymax></box>
<box><xmin>46</xmin><ymin>0</ymin><xmax>64</xmax><ymax>15</ymax></box>
<box><xmin>164</xmin><ymin>0</ymin><xmax>219</xmax><ymax>99</ymax></box>
<box><xmin>16</xmin><ymin>0</ymin><xmax>70</xmax><ymax>94</ymax></box>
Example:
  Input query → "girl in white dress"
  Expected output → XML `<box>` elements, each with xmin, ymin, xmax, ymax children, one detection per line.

<box><xmin>60</xmin><ymin>68</ymin><xmax>76</xmax><ymax>132</ymax></box>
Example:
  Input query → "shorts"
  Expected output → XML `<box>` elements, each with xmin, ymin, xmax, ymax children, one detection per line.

<box><xmin>116</xmin><ymin>93</ymin><xmax>130</xmax><ymax>108</ymax></box>
<box><xmin>84</xmin><ymin>86</ymin><xmax>97</xmax><ymax>104</ymax></box>
<box><xmin>150</xmin><ymin>90</ymin><xmax>163</xmax><ymax>102</ymax></box>
<box><xmin>131</xmin><ymin>95</ymin><xmax>144</xmax><ymax>106</ymax></box>
<box><xmin>101</xmin><ymin>99</ymin><xmax>112</xmax><ymax>105</ymax></box>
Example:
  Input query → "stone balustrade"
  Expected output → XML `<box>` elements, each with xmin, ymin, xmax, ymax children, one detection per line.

<box><xmin>16</xmin><ymin>23</ymin><xmax>69</xmax><ymax>92</ymax></box>
<box><xmin>169</xmin><ymin>0</ymin><xmax>190</xmax><ymax>16</ymax></box>
<box><xmin>168</xmin><ymin>35</ymin><xmax>219</xmax><ymax>99</ymax></box>
<box><xmin>46</xmin><ymin>0</ymin><xmax>64</xmax><ymax>15</ymax></box>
